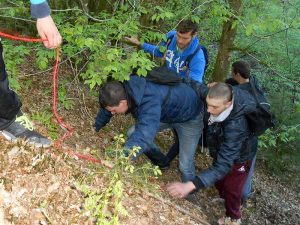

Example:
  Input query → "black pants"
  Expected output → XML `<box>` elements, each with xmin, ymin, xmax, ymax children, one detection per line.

<box><xmin>0</xmin><ymin>41</ymin><xmax>21</xmax><ymax>130</ymax></box>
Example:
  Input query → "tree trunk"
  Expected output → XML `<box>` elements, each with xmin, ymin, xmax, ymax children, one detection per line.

<box><xmin>212</xmin><ymin>0</ymin><xmax>243</xmax><ymax>81</ymax></box>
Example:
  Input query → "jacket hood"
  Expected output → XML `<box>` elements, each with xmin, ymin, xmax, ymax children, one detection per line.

<box><xmin>166</xmin><ymin>30</ymin><xmax>200</xmax><ymax>57</ymax></box>
<box><xmin>123</xmin><ymin>76</ymin><xmax>147</xmax><ymax>106</ymax></box>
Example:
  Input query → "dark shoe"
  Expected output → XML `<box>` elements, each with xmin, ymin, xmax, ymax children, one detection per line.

<box><xmin>1</xmin><ymin>114</ymin><xmax>51</xmax><ymax>148</ymax></box>
<box><xmin>185</xmin><ymin>193</ymin><xmax>199</xmax><ymax>205</ymax></box>
<box><xmin>159</xmin><ymin>163</ymin><xmax>170</xmax><ymax>171</ymax></box>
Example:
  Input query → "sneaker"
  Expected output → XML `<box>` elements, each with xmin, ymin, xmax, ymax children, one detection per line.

<box><xmin>1</xmin><ymin>114</ymin><xmax>51</xmax><ymax>148</ymax></box>
<box><xmin>217</xmin><ymin>217</ymin><xmax>241</xmax><ymax>225</ymax></box>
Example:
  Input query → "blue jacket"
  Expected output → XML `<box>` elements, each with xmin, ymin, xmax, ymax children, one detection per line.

<box><xmin>184</xmin><ymin>80</ymin><xmax>257</xmax><ymax>190</ymax></box>
<box><xmin>95</xmin><ymin>76</ymin><xmax>203</xmax><ymax>157</ymax></box>
<box><xmin>30</xmin><ymin>0</ymin><xmax>50</xmax><ymax>18</ymax></box>
<box><xmin>142</xmin><ymin>31</ymin><xmax>206</xmax><ymax>83</ymax></box>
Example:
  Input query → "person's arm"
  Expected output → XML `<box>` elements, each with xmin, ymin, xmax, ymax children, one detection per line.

<box><xmin>124</xmin><ymin>94</ymin><xmax>162</xmax><ymax>158</ymax></box>
<box><xmin>167</xmin><ymin>118</ymin><xmax>250</xmax><ymax>198</ymax></box>
<box><xmin>124</xmin><ymin>36</ymin><xmax>164</xmax><ymax>57</ymax></box>
<box><xmin>192</xmin><ymin>118</ymin><xmax>250</xmax><ymax>190</ymax></box>
<box><xmin>125</xmin><ymin>31</ymin><xmax>176</xmax><ymax>59</ymax></box>
<box><xmin>94</xmin><ymin>108</ymin><xmax>112</xmax><ymax>132</ymax></box>
<box><xmin>141</xmin><ymin>42</ymin><xmax>165</xmax><ymax>58</ymax></box>
<box><xmin>187</xmin><ymin>50</ymin><xmax>206</xmax><ymax>83</ymax></box>
<box><xmin>30</xmin><ymin>0</ymin><xmax>62</xmax><ymax>49</ymax></box>
<box><xmin>183</xmin><ymin>78</ymin><xmax>208</xmax><ymax>101</ymax></box>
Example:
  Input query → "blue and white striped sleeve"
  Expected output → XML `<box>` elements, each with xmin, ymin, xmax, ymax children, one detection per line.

<box><xmin>30</xmin><ymin>0</ymin><xmax>50</xmax><ymax>19</ymax></box>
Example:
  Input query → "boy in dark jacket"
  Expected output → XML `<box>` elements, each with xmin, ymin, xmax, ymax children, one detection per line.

<box><xmin>167</xmin><ymin>82</ymin><xmax>257</xmax><ymax>225</ymax></box>
<box><xmin>94</xmin><ymin>75</ymin><xmax>204</xmax><ymax>182</ymax></box>
<box><xmin>229</xmin><ymin>60</ymin><xmax>265</xmax><ymax>204</ymax></box>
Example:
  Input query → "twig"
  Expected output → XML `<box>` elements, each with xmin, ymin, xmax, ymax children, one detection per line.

<box><xmin>78</xmin><ymin>0</ymin><xmax>111</xmax><ymax>22</ymax></box>
<box><xmin>52</xmin><ymin>8</ymin><xmax>82</xmax><ymax>12</ymax></box>
<box><xmin>5</xmin><ymin>0</ymin><xmax>20</xmax><ymax>6</ymax></box>
<box><xmin>144</xmin><ymin>193</ymin><xmax>210</xmax><ymax>225</ymax></box>
<box><xmin>246</xmin><ymin>51</ymin><xmax>300</xmax><ymax>86</ymax></box>
<box><xmin>174</xmin><ymin>0</ymin><xmax>215</xmax><ymax>30</ymax></box>
<box><xmin>0</xmin><ymin>14</ymin><xmax>35</xmax><ymax>23</ymax></box>
<box><xmin>20</xmin><ymin>47</ymin><xmax>89</xmax><ymax>77</ymax></box>
<box><xmin>41</xmin><ymin>209</ymin><xmax>55</xmax><ymax>225</ymax></box>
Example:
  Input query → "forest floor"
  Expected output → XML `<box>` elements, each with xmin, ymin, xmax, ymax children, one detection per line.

<box><xmin>0</xmin><ymin>62</ymin><xmax>299</xmax><ymax>225</ymax></box>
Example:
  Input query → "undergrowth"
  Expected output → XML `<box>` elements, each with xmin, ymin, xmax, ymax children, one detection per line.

<box><xmin>76</xmin><ymin>134</ymin><xmax>162</xmax><ymax>224</ymax></box>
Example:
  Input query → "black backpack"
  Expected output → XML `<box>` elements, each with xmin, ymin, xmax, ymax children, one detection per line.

<box><xmin>132</xmin><ymin>66</ymin><xmax>182</xmax><ymax>85</ymax></box>
<box><xmin>165</xmin><ymin>34</ymin><xmax>209</xmax><ymax>72</ymax></box>
<box><xmin>246</xmin><ymin>76</ymin><xmax>276</xmax><ymax>136</ymax></box>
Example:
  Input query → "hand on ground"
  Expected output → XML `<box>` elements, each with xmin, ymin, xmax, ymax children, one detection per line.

<box><xmin>166</xmin><ymin>181</ymin><xmax>196</xmax><ymax>198</ymax></box>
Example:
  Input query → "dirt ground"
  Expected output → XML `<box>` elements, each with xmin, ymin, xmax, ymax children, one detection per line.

<box><xmin>0</xmin><ymin>62</ymin><xmax>299</xmax><ymax>225</ymax></box>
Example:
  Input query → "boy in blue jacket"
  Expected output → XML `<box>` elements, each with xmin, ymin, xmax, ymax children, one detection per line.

<box><xmin>94</xmin><ymin>75</ymin><xmax>204</xmax><ymax>182</ymax></box>
<box><xmin>0</xmin><ymin>0</ymin><xmax>62</xmax><ymax>147</ymax></box>
<box><xmin>125</xmin><ymin>19</ymin><xmax>206</xmax><ymax>83</ymax></box>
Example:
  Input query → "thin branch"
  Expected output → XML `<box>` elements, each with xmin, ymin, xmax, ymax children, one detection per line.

<box><xmin>0</xmin><ymin>7</ymin><xmax>15</xmax><ymax>10</ymax></box>
<box><xmin>51</xmin><ymin>8</ymin><xmax>83</xmax><ymax>12</ymax></box>
<box><xmin>0</xmin><ymin>14</ymin><xmax>35</xmax><ymax>23</ymax></box>
<box><xmin>174</xmin><ymin>0</ymin><xmax>215</xmax><ymax>30</ymax></box>
<box><xmin>142</xmin><ymin>193</ymin><xmax>210</xmax><ymax>225</ymax></box>
<box><xmin>246</xmin><ymin>51</ymin><xmax>300</xmax><ymax>86</ymax></box>
<box><xmin>5</xmin><ymin>0</ymin><xmax>20</xmax><ymax>6</ymax></box>
<box><xmin>78</xmin><ymin>0</ymin><xmax>111</xmax><ymax>22</ymax></box>
<box><xmin>20</xmin><ymin>47</ymin><xmax>89</xmax><ymax>77</ymax></box>
<box><xmin>242</xmin><ymin>27</ymin><xmax>289</xmax><ymax>52</ymax></box>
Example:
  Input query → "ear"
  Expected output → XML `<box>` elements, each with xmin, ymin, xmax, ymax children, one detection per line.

<box><xmin>192</xmin><ymin>32</ymin><xmax>198</xmax><ymax>37</ymax></box>
<box><xmin>119</xmin><ymin>99</ymin><xmax>127</xmax><ymax>106</ymax></box>
<box><xmin>225</xmin><ymin>100</ymin><xmax>232</xmax><ymax>108</ymax></box>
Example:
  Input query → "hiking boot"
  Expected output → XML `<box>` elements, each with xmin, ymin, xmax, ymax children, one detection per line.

<box><xmin>217</xmin><ymin>217</ymin><xmax>241</xmax><ymax>225</ymax></box>
<box><xmin>1</xmin><ymin>114</ymin><xmax>51</xmax><ymax>148</ymax></box>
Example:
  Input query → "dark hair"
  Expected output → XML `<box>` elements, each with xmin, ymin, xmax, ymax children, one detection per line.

<box><xmin>232</xmin><ymin>60</ymin><xmax>251</xmax><ymax>79</ymax></box>
<box><xmin>207</xmin><ymin>82</ymin><xmax>233</xmax><ymax>102</ymax></box>
<box><xmin>176</xmin><ymin>19</ymin><xmax>198</xmax><ymax>34</ymax></box>
<box><xmin>99</xmin><ymin>81</ymin><xmax>126</xmax><ymax>107</ymax></box>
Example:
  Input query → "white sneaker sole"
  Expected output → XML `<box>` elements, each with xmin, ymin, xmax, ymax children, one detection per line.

<box><xmin>1</xmin><ymin>131</ymin><xmax>52</xmax><ymax>148</ymax></box>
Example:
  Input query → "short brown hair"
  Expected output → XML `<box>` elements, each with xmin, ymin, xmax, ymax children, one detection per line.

<box><xmin>176</xmin><ymin>19</ymin><xmax>198</xmax><ymax>34</ymax></box>
<box><xmin>99</xmin><ymin>81</ymin><xmax>126</xmax><ymax>107</ymax></box>
<box><xmin>232</xmin><ymin>61</ymin><xmax>251</xmax><ymax>79</ymax></box>
<box><xmin>208</xmin><ymin>83</ymin><xmax>232</xmax><ymax>102</ymax></box>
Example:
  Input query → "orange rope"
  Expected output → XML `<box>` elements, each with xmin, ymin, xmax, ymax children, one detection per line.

<box><xmin>0</xmin><ymin>31</ymin><xmax>112</xmax><ymax>169</ymax></box>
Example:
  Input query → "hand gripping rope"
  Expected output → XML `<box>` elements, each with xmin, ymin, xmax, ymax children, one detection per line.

<box><xmin>0</xmin><ymin>31</ymin><xmax>112</xmax><ymax>169</ymax></box>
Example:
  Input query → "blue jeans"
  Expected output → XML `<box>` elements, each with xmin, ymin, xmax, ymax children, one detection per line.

<box><xmin>127</xmin><ymin>112</ymin><xmax>203</xmax><ymax>182</ymax></box>
<box><xmin>242</xmin><ymin>154</ymin><xmax>256</xmax><ymax>199</ymax></box>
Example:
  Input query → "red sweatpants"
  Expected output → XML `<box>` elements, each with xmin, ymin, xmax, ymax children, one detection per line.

<box><xmin>215</xmin><ymin>161</ymin><xmax>251</xmax><ymax>219</ymax></box>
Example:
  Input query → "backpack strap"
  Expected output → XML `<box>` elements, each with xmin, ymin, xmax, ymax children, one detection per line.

<box><xmin>249</xmin><ymin>76</ymin><xmax>270</xmax><ymax>110</ymax></box>
<box><xmin>185</xmin><ymin>44</ymin><xmax>202</xmax><ymax>69</ymax></box>
<box><xmin>183</xmin><ymin>44</ymin><xmax>202</xmax><ymax>78</ymax></box>
<box><xmin>161</xmin><ymin>35</ymin><xmax>174</xmax><ymax>66</ymax></box>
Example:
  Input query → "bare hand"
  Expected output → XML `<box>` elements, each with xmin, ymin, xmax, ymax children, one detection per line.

<box><xmin>166</xmin><ymin>181</ymin><xmax>196</xmax><ymax>198</ymax></box>
<box><xmin>36</xmin><ymin>16</ymin><xmax>62</xmax><ymax>49</ymax></box>
<box><xmin>124</xmin><ymin>36</ymin><xmax>141</xmax><ymax>46</ymax></box>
